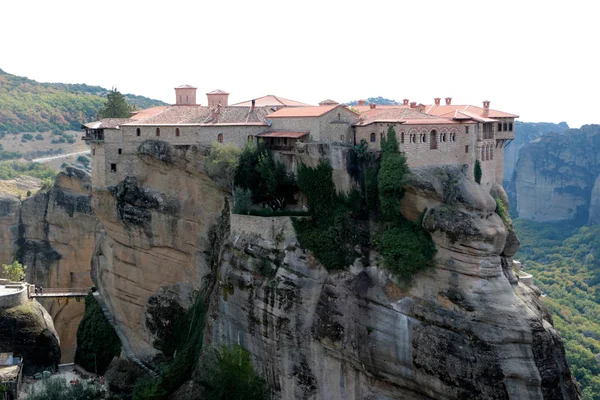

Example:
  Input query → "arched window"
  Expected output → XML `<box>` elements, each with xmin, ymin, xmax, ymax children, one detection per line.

<box><xmin>450</xmin><ymin>133</ymin><xmax>455</xmax><ymax>142</ymax></box>
<box><xmin>380</xmin><ymin>132</ymin><xmax>384</xmax><ymax>141</ymax></box>
<box><xmin>176</xmin><ymin>128</ymin><xmax>180</xmax><ymax>137</ymax></box>
<box><xmin>156</xmin><ymin>128</ymin><xmax>160</xmax><ymax>137</ymax></box>
<box><xmin>421</xmin><ymin>133</ymin><xmax>427</xmax><ymax>143</ymax></box>
<box><xmin>486</xmin><ymin>145</ymin><xmax>490</xmax><ymax>161</ymax></box>
<box><xmin>430</xmin><ymin>130</ymin><xmax>438</xmax><ymax>149</ymax></box>
<box><xmin>490</xmin><ymin>146</ymin><xmax>494</xmax><ymax>160</ymax></box>
<box><xmin>370</xmin><ymin>133</ymin><xmax>376</xmax><ymax>143</ymax></box>
<box><xmin>247</xmin><ymin>135</ymin><xmax>253</xmax><ymax>143</ymax></box>
<box><xmin>400</xmin><ymin>132</ymin><xmax>405</xmax><ymax>144</ymax></box>
<box><xmin>136</xmin><ymin>128</ymin><xmax>141</xmax><ymax>137</ymax></box>
<box><xmin>481</xmin><ymin>146</ymin><xmax>485</xmax><ymax>161</ymax></box>
<box><xmin>410</xmin><ymin>134</ymin><xmax>415</xmax><ymax>143</ymax></box>
<box><xmin>218</xmin><ymin>133</ymin><xmax>223</xmax><ymax>143</ymax></box>
<box><xmin>440</xmin><ymin>132</ymin><xmax>445</xmax><ymax>143</ymax></box>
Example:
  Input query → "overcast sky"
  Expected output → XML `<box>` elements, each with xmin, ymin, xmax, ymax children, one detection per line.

<box><xmin>1</xmin><ymin>0</ymin><xmax>598</xmax><ymax>128</ymax></box>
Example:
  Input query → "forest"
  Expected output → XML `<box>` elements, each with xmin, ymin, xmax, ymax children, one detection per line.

<box><xmin>514</xmin><ymin>219</ymin><xmax>600</xmax><ymax>399</ymax></box>
<box><xmin>0</xmin><ymin>68</ymin><xmax>166</xmax><ymax>135</ymax></box>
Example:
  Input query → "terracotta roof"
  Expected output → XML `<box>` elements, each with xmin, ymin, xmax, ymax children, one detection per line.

<box><xmin>130</xmin><ymin>106</ymin><xmax>169</xmax><ymax>120</ymax></box>
<box><xmin>231</xmin><ymin>95</ymin><xmax>313</xmax><ymax>107</ymax></box>
<box><xmin>176</xmin><ymin>84</ymin><xmax>196</xmax><ymax>89</ymax></box>
<box><xmin>122</xmin><ymin>105</ymin><xmax>270</xmax><ymax>126</ymax></box>
<box><xmin>350</xmin><ymin>105</ymin><xmax>408</xmax><ymax>113</ymax></box>
<box><xmin>82</xmin><ymin>118</ymin><xmax>133</xmax><ymax>130</ymax></box>
<box><xmin>266</xmin><ymin>104</ymin><xmax>343</xmax><ymax>118</ymax></box>
<box><xmin>207</xmin><ymin>89</ymin><xmax>229</xmax><ymax>95</ymax></box>
<box><xmin>256</xmin><ymin>131</ymin><xmax>308</xmax><ymax>138</ymax></box>
<box><xmin>425</xmin><ymin>104</ymin><xmax>519</xmax><ymax>119</ymax></box>
<box><xmin>355</xmin><ymin>108</ymin><xmax>450</xmax><ymax>126</ymax></box>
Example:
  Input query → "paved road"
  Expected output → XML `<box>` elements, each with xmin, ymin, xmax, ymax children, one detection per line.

<box><xmin>32</xmin><ymin>150</ymin><xmax>91</xmax><ymax>163</ymax></box>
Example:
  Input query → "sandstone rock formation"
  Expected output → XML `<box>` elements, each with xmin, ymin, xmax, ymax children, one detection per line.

<box><xmin>512</xmin><ymin>125</ymin><xmax>600</xmax><ymax>223</ymax></box>
<box><xmin>90</xmin><ymin>142</ymin><xmax>228</xmax><ymax>361</ymax></box>
<box><xmin>0</xmin><ymin>299</ymin><xmax>61</xmax><ymax>373</ymax></box>
<box><xmin>0</xmin><ymin>167</ymin><xmax>96</xmax><ymax>362</ymax></box>
<box><xmin>205</xmin><ymin>165</ymin><xmax>580</xmax><ymax>399</ymax></box>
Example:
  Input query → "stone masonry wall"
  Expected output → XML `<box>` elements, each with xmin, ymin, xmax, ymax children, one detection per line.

<box><xmin>0</xmin><ymin>284</ymin><xmax>28</xmax><ymax>310</ymax></box>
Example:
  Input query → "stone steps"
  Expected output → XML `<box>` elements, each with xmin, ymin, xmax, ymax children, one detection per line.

<box><xmin>93</xmin><ymin>292</ymin><xmax>158</xmax><ymax>378</ymax></box>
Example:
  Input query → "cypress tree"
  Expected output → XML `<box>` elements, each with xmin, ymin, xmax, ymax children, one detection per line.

<box><xmin>97</xmin><ymin>88</ymin><xmax>134</xmax><ymax>119</ymax></box>
<box><xmin>474</xmin><ymin>159</ymin><xmax>482</xmax><ymax>184</ymax></box>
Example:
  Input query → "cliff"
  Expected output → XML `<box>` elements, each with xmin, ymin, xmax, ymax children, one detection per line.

<box><xmin>0</xmin><ymin>297</ymin><xmax>61</xmax><ymax>374</ymax></box>
<box><xmin>0</xmin><ymin>167</ymin><xmax>96</xmax><ymax>362</ymax></box>
<box><xmin>204</xmin><ymin>165</ymin><xmax>579</xmax><ymax>399</ymax></box>
<box><xmin>503</xmin><ymin>121</ymin><xmax>568</xmax><ymax>186</ymax></box>
<box><xmin>512</xmin><ymin>125</ymin><xmax>600</xmax><ymax>223</ymax></box>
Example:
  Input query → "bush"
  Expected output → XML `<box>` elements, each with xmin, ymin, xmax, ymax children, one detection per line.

<box><xmin>206</xmin><ymin>142</ymin><xmax>241</xmax><ymax>188</ymax></box>
<box><xmin>200</xmin><ymin>345</ymin><xmax>270</xmax><ymax>400</ymax></box>
<box><xmin>26</xmin><ymin>377</ymin><xmax>105</xmax><ymax>400</ymax></box>
<box><xmin>75</xmin><ymin>293</ymin><xmax>122</xmax><ymax>374</ymax></box>
<box><xmin>21</xmin><ymin>133</ymin><xmax>33</xmax><ymax>142</ymax></box>
<box><xmin>35</xmin><ymin>134</ymin><xmax>44</xmax><ymax>140</ymax></box>
<box><xmin>378</xmin><ymin>125</ymin><xmax>409</xmax><ymax>222</ymax></box>
<box><xmin>1</xmin><ymin>261</ymin><xmax>27</xmax><ymax>282</ymax></box>
<box><xmin>495</xmin><ymin>196</ymin><xmax>512</xmax><ymax>229</ymax></box>
<box><xmin>232</xmin><ymin>186</ymin><xmax>253</xmax><ymax>214</ymax></box>
<box><xmin>474</xmin><ymin>159</ymin><xmax>482</xmax><ymax>184</ymax></box>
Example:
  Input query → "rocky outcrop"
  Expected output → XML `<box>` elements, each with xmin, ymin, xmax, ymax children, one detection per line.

<box><xmin>512</xmin><ymin>125</ymin><xmax>600</xmax><ymax>223</ymax></box>
<box><xmin>0</xmin><ymin>167</ymin><xmax>97</xmax><ymax>363</ymax></box>
<box><xmin>0</xmin><ymin>299</ymin><xmax>61</xmax><ymax>374</ymax></box>
<box><xmin>503</xmin><ymin>121</ymin><xmax>568</xmax><ymax>186</ymax></box>
<box><xmin>90</xmin><ymin>142</ymin><xmax>228</xmax><ymax>362</ymax></box>
<box><xmin>205</xmin><ymin>165</ymin><xmax>579</xmax><ymax>399</ymax></box>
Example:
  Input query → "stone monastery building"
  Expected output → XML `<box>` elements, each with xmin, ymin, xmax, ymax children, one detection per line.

<box><xmin>82</xmin><ymin>86</ymin><xmax>517</xmax><ymax>188</ymax></box>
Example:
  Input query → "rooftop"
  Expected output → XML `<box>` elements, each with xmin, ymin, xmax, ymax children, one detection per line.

<box><xmin>122</xmin><ymin>105</ymin><xmax>271</xmax><ymax>126</ymax></box>
<box><xmin>266</xmin><ymin>104</ymin><xmax>343</xmax><ymax>118</ymax></box>
<box><xmin>256</xmin><ymin>131</ymin><xmax>308</xmax><ymax>139</ymax></box>
<box><xmin>207</xmin><ymin>89</ymin><xmax>229</xmax><ymax>95</ymax></box>
<box><xmin>231</xmin><ymin>95</ymin><xmax>313</xmax><ymax>108</ymax></box>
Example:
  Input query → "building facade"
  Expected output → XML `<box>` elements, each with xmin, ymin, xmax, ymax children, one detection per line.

<box><xmin>82</xmin><ymin>87</ymin><xmax>517</xmax><ymax>189</ymax></box>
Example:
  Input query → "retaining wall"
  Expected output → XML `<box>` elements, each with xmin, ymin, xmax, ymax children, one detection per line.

<box><xmin>0</xmin><ymin>284</ymin><xmax>28</xmax><ymax>309</ymax></box>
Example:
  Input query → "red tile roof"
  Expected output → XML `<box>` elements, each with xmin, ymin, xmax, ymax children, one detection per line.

<box><xmin>256</xmin><ymin>131</ymin><xmax>308</xmax><ymax>138</ymax></box>
<box><xmin>266</xmin><ymin>104</ymin><xmax>344</xmax><ymax>118</ymax></box>
<box><xmin>176</xmin><ymin>84</ymin><xmax>196</xmax><ymax>89</ymax></box>
<box><xmin>355</xmin><ymin>108</ymin><xmax>455</xmax><ymax>126</ymax></box>
<box><xmin>207</xmin><ymin>89</ymin><xmax>229</xmax><ymax>95</ymax></box>
<box><xmin>425</xmin><ymin>104</ymin><xmax>519</xmax><ymax>119</ymax></box>
<box><xmin>231</xmin><ymin>95</ymin><xmax>313</xmax><ymax>107</ymax></box>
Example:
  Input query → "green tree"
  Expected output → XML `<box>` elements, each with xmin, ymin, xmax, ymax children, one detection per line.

<box><xmin>474</xmin><ymin>159</ymin><xmax>482</xmax><ymax>184</ymax></box>
<box><xmin>205</xmin><ymin>142</ymin><xmax>242</xmax><ymax>189</ymax></box>
<box><xmin>97</xmin><ymin>88</ymin><xmax>135</xmax><ymax>119</ymax></box>
<box><xmin>1</xmin><ymin>261</ymin><xmax>27</xmax><ymax>282</ymax></box>
<box><xmin>201</xmin><ymin>345</ymin><xmax>270</xmax><ymax>400</ymax></box>
<box><xmin>378</xmin><ymin>125</ymin><xmax>409</xmax><ymax>222</ymax></box>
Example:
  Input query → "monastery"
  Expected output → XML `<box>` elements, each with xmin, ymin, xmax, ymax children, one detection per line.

<box><xmin>82</xmin><ymin>86</ymin><xmax>517</xmax><ymax>189</ymax></box>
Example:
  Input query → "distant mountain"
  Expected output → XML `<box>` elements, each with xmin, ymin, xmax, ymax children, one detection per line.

<box><xmin>346</xmin><ymin>97</ymin><xmax>400</xmax><ymax>106</ymax></box>
<box><xmin>0</xmin><ymin>68</ymin><xmax>167</xmax><ymax>134</ymax></box>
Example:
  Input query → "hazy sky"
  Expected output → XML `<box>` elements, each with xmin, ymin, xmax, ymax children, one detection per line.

<box><xmin>1</xmin><ymin>0</ymin><xmax>598</xmax><ymax>128</ymax></box>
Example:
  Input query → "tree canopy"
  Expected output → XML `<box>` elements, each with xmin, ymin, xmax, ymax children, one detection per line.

<box><xmin>97</xmin><ymin>88</ymin><xmax>136</xmax><ymax>119</ymax></box>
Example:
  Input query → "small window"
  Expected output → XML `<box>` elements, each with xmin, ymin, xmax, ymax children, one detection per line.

<box><xmin>490</xmin><ymin>146</ymin><xmax>494</xmax><ymax>160</ymax></box>
<box><xmin>186</xmin><ymin>95</ymin><xmax>189</xmax><ymax>103</ymax></box>
<box><xmin>380</xmin><ymin>132</ymin><xmax>384</xmax><ymax>141</ymax></box>
<box><xmin>503</xmin><ymin>123</ymin><xmax>508</xmax><ymax>132</ymax></box>
<box><xmin>247</xmin><ymin>135</ymin><xmax>253</xmax><ymax>142</ymax></box>
<box><xmin>450</xmin><ymin>133</ymin><xmax>455</xmax><ymax>142</ymax></box>
<box><xmin>410</xmin><ymin>134</ymin><xmax>415</xmax><ymax>144</ymax></box>
<box><xmin>176</xmin><ymin>128</ymin><xmax>180</xmax><ymax>137</ymax></box>
<box><xmin>482</xmin><ymin>146</ymin><xmax>486</xmax><ymax>161</ymax></box>
<box><xmin>110</xmin><ymin>163</ymin><xmax>117</xmax><ymax>172</ymax></box>
<box><xmin>118</xmin><ymin>148</ymin><xmax>122</xmax><ymax>155</ymax></box>
<box><xmin>370</xmin><ymin>133</ymin><xmax>376</xmax><ymax>143</ymax></box>
<box><xmin>156</xmin><ymin>128</ymin><xmax>160</xmax><ymax>137</ymax></box>
<box><xmin>509</xmin><ymin>122</ymin><xmax>513</xmax><ymax>131</ymax></box>
<box><xmin>400</xmin><ymin>132</ymin><xmax>405</xmax><ymax>144</ymax></box>
<box><xmin>92</xmin><ymin>149</ymin><xmax>95</xmax><ymax>156</ymax></box>
<box><xmin>339</xmin><ymin>135</ymin><xmax>343</xmax><ymax>141</ymax></box>
<box><xmin>465</xmin><ymin>126</ymin><xmax>469</xmax><ymax>134</ymax></box>
<box><xmin>465</xmin><ymin>145</ymin><xmax>469</xmax><ymax>153</ymax></box>
<box><xmin>136</xmin><ymin>128</ymin><xmax>141</xmax><ymax>137</ymax></box>
<box><xmin>440</xmin><ymin>132</ymin><xmax>445</xmax><ymax>143</ymax></box>
<box><xmin>218</xmin><ymin>133</ymin><xmax>223</xmax><ymax>143</ymax></box>
<box><xmin>284</xmin><ymin>138</ymin><xmax>288</xmax><ymax>145</ymax></box>
<box><xmin>498</xmin><ymin>123</ymin><xmax>502</xmax><ymax>132</ymax></box>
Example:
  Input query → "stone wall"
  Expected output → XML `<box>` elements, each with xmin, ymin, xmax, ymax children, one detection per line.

<box><xmin>0</xmin><ymin>284</ymin><xmax>27</xmax><ymax>310</ymax></box>
<box><xmin>230</xmin><ymin>214</ymin><xmax>297</xmax><ymax>245</ymax></box>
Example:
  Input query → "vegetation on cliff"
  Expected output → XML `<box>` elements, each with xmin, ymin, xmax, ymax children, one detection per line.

<box><xmin>0</xmin><ymin>161</ymin><xmax>56</xmax><ymax>182</ymax></box>
<box><xmin>75</xmin><ymin>293</ymin><xmax>121</xmax><ymax>374</ymax></box>
<box><xmin>515</xmin><ymin>219</ymin><xmax>600</xmax><ymax>399</ymax></box>
<box><xmin>0</xmin><ymin>68</ymin><xmax>166</xmax><ymax>135</ymax></box>
<box><xmin>1</xmin><ymin>260</ymin><xmax>27</xmax><ymax>281</ymax></box>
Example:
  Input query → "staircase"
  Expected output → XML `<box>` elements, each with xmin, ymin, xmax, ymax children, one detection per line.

<box><xmin>92</xmin><ymin>292</ymin><xmax>159</xmax><ymax>378</ymax></box>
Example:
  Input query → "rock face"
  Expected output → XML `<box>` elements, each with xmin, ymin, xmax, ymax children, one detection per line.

<box><xmin>205</xmin><ymin>165</ymin><xmax>580</xmax><ymax>399</ymax></box>
<box><xmin>0</xmin><ymin>167</ymin><xmax>96</xmax><ymax>363</ymax></box>
<box><xmin>503</xmin><ymin>121</ymin><xmax>568</xmax><ymax>186</ymax></box>
<box><xmin>0</xmin><ymin>299</ymin><xmax>61</xmax><ymax>373</ymax></box>
<box><xmin>512</xmin><ymin>125</ymin><xmax>600</xmax><ymax>223</ymax></box>
<box><xmin>90</xmin><ymin>142</ymin><xmax>228</xmax><ymax>361</ymax></box>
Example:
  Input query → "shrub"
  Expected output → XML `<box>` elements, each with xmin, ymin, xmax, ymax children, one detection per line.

<box><xmin>200</xmin><ymin>345</ymin><xmax>270</xmax><ymax>400</ymax></box>
<box><xmin>21</xmin><ymin>133</ymin><xmax>33</xmax><ymax>142</ymax></box>
<box><xmin>75</xmin><ymin>293</ymin><xmax>122</xmax><ymax>374</ymax></box>
<box><xmin>26</xmin><ymin>377</ymin><xmax>105</xmax><ymax>400</ymax></box>
<box><xmin>206</xmin><ymin>142</ymin><xmax>241</xmax><ymax>189</ymax></box>
<box><xmin>232</xmin><ymin>187</ymin><xmax>253</xmax><ymax>214</ymax></box>
<box><xmin>495</xmin><ymin>196</ymin><xmax>512</xmax><ymax>229</ymax></box>
<box><xmin>1</xmin><ymin>261</ymin><xmax>27</xmax><ymax>282</ymax></box>
<box><xmin>35</xmin><ymin>134</ymin><xmax>44</xmax><ymax>140</ymax></box>
<box><xmin>378</xmin><ymin>125</ymin><xmax>409</xmax><ymax>222</ymax></box>
<box><xmin>474</xmin><ymin>159</ymin><xmax>482</xmax><ymax>184</ymax></box>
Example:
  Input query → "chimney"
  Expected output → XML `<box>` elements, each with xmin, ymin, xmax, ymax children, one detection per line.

<box><xmin>251</xmin><ymin>99</ymin><xmax>256</xmax><ymax>112</ymax></box>
<box><xmin>369</xmin><ymin>103</ymin><xmax>376</xmax><ymax>109</ymax></box>
<box><xmin>410</xmin><ymin>102</ymin><xmax>417</xmax><ymax>108</ymax></box>
<box><xmin>445</xmin><ymin>97</ymin><xmax>452</xmax><ymax>105</ymax></box>
<box><xmin>403</xmin><ymin>99</ymin><xmax>409</xmax><ymax>105</ymax></box>
<box><xmin>482</xmin><ymin>100</ymin><xmax>490</xmax><ymax>116</ymax></box>
<box><xmin>217</xmin><ymin>103</ymin><xmax>222</xmax><ymax>114</ymax></box>
<box><xmin>174</xmin><ymin>85</ymin><xmax>197</xmax><ymax>105</ymax></box>
<box><xmin>358</xmin><ymin>99</ymin><xmax>365</xmax><ymax>106</ymax></box>
<box><xmin>434</xmin><ymin>97</ymin><xmax>441</xmax><ymax>105</ymax></box>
